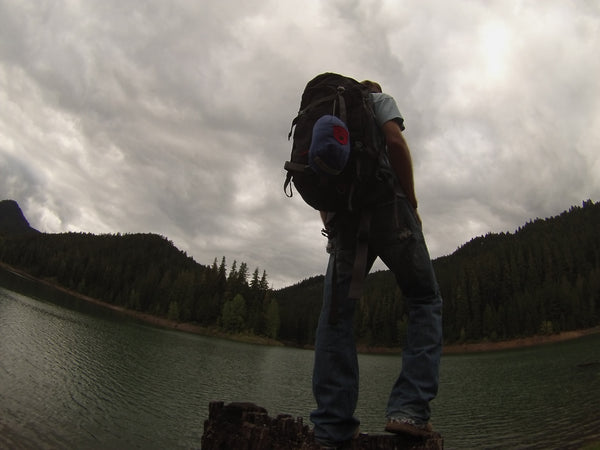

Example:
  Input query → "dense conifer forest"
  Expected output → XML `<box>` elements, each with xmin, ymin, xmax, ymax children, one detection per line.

<box><xmin>0</xmin><ymin>199</ymin><xmax>598</xmax><ymax>346</ymax></box>
<box><xmin>0</xmin><ymin>200</ymin><xmax>276</xmax><ymax>338</ymax></box>
<box><xmin>275</xmin><ymin>200</ymin><xmax>600</xmax><ymax>346</ymax></box>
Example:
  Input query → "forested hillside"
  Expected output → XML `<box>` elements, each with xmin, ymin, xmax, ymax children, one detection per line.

<box><xmin>275</xmin><ymin>200</ymin><xmax>600</xmax><ymax>346</ymax></box>
<box><xmin>436</xmin><ymin>200</ymin><xmax>599</xmax><ymax>343</ymax></box>
<box><xmin>0</xmin><ymin>226</ymin><xmax>276</xmax><ymax>338</ymax></box>
<box><xmin>1</xmin><ymin>199</ymin><xmax>598</xmax><ymax>346</ymax></box>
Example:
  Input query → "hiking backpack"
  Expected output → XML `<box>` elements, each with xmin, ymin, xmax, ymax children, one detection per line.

<box><xmin>284</xmin><ymin>72</ymin><xmax>393</xmax><ymax>212</ymax></box>
<box><xmin>283</xmin><ymin>73</ymin><xmax>398</xmax><ymax>304</ymax></box>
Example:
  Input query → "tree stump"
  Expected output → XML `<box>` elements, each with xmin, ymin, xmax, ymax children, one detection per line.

<box><xmin>201</xmin><ymin>401</ymin><xmax>443</xmax><ymax>449</ymax></box>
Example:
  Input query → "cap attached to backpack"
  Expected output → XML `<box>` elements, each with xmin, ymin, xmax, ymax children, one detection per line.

<box><xmin>309</xmin><ymin>115</ymin><xmax>351</xmax><ymax>176</ymax></box>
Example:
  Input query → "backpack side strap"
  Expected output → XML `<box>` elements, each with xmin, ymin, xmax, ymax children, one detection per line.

<box><xmin>283</xmin><ymin>161</ymin><xmax>312</xmax><ymax>198</ymax></box>
<box><xmin>347</xmin><ymin>209</ymin><xmax>372</xmax><ymax>300</ymax></box>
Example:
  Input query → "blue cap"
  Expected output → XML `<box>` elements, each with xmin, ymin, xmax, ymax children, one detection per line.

<box><xmin>309</xmin><ymin>115</ymin><xmax>351</xmax><ymax>175</ymax></box>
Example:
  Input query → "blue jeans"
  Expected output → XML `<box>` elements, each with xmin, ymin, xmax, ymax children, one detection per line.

<box><xmin>310</xmin><ymin>196</ymin><xmax>443</xmax><ymax>443</ymax></box>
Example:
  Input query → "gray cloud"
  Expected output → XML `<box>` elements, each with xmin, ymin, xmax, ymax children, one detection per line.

<box><xmin>1</xmin><ymin>0</ymin><xmax>599</xmax><ymax>288</ymax></box>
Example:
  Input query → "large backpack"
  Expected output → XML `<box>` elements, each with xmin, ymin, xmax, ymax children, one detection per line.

<box><xmin>283</xmin><ymin>73</ymin><xmax>396</xmax><ymax>304</ymax></box>
<box><xmin>284</xmin><ymin>73</ymin><xmax>392</xmax><ymax>212</ymax></box>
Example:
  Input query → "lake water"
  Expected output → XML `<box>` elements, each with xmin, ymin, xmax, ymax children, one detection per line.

<box><xmin>0</xmin><ymin>273</ymin><xmax>599</xmax><ymax>449</ymax></box>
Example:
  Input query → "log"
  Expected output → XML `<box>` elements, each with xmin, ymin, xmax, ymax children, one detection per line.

<box><xmin>201</xmin><ymin>401</ymin><xmax>443</xmax><ymax>450</ymax></box>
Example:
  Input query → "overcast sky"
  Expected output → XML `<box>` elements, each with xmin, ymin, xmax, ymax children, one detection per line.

<box><xmin>1</xmin><ymin>1</ymin><xmax>599</xmax><ymax>288</ymax></box>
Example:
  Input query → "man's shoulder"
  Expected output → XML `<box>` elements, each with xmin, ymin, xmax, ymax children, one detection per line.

<box><xmin>370</xmin><ymin>93</ymin><xmax>404</xmax><ymax>130</ymax></box>
<box><xmin>371</xmin><ymin>92</ymin><xmax>395</xmax><ymax>102</ymax></box>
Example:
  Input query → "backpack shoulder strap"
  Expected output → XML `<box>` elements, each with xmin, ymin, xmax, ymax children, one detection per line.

<box><xmin>288</xmin><ymin>88</ymin><xmax>347</xmax><ymax>140</ymax></box>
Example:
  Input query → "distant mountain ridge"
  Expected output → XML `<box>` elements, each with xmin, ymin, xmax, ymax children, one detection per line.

<box><xmin>0</xmin><ymin>200</ymin><xmax>38</xmax><ymax>235</ymax></box>
<box><xmin>1</xmin><ymin>198</ymin><xmax>598</xmax><ymax>347</ymax></box>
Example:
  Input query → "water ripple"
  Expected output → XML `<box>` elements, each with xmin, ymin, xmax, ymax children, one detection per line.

<box><xmin>1</xmin><ymin>287</ymin><xmax>599</xmax><ymax>449</ymax></box>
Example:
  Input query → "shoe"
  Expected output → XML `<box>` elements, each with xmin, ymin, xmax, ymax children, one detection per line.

<box><xmin>385</xmin><ymin>417</ymin><xmax>434</xmax><ymax>437</ymax></box>
<box><xmin>315</xmin><ymin>427</ymin><xmax>360</xmax><ymax>449</ymax></box>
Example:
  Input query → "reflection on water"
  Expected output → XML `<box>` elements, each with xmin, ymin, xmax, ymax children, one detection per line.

<box><xmin>0</xmin><ymin>283</ymin><xmax>599</xmax><ymax>449</ymax></box>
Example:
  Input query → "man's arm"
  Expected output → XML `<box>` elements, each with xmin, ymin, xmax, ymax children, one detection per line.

<box><xmin>382</xmin><ymin>119</ymin><xmax>418</xmax><ymax>210</ymax></box>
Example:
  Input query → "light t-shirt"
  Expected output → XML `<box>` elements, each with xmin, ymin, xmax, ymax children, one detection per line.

<box><xmin>371</xmin><ymin>93</ymin><xmax>405</xmax><ymax>131</ymax></box>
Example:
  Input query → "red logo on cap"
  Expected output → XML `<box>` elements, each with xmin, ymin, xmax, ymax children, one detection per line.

<box><xmin>333</xmin><ymin>126</ymin><xmax>349</xmax><ymax>145</ymax></box>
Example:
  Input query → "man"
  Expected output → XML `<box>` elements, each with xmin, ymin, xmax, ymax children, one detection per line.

<box><xmin>310</xmin><ymin>80</ymin><xmax>443</xmax><ymax>448</ymax></box>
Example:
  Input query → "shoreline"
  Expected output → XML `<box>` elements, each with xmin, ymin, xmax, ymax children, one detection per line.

<box><xmin>0</xmin><ymin>261</ymin><xmax>284</xmax><ymax>347</ymax></box>
<box><xmin>355</xmin><ymin>325</ymin><xmax>600</xmax><ymax>355</ymax></box>
<box><xmin>2</xmin><ymin>261</ymin><xmax>599</xmax><ymax>354</ymax></box>
<box><xmin>441</xmin><ymin>327</ymin><xmax>600</xmax><ymax>354</ymax></box>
